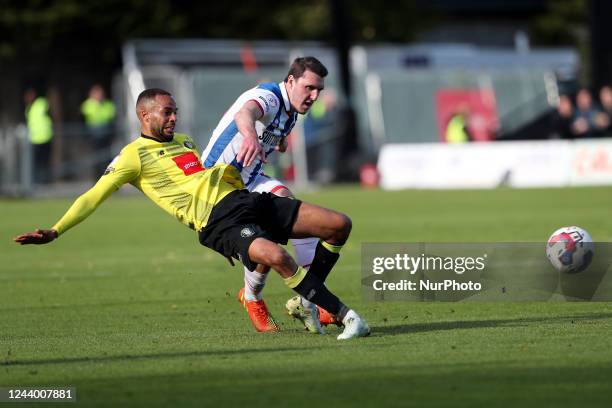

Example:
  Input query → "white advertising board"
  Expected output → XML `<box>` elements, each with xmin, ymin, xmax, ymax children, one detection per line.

<box><xmin>378</xmin><ymin>139</ymin><xmax>612</xmax><ymax>189</ymax></box>
<box><xmin>571</xmin><ymin>140</ymin><xmax>612</xmax><ymax>186</ymax></box>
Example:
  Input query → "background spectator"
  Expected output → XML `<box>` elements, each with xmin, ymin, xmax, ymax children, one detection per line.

<box><xmin>302</xmin><ymin>89</ymin><xmax>339</xmax><ymax>183</ymax></box>
<box><xmin>551</xmin><ymin>94</ymin><xmax>574</xmax><ymax>139</ymax></box>
<box><xmin>445</xmin><ymin>104</ymin><xmax>471</xmax><ymax>143</ymax></box>
<box><xmin>81</xmin><ymin>84</ymin><xmax>116</xmax><ymax>177</ymax></box>
<box><xmin>24</xmin><ymin>87</ymin><xmax>53</xmax><ymax>184</ymax></box>
<box><xmin>571</xmin><ymin>88</ymin><xmax>609</xmax><ymax>138</ymax></box>
<box><xmin>598</xmin><ymin>85</ymin><xmax>612</xmax><ymax>135</ymax></box>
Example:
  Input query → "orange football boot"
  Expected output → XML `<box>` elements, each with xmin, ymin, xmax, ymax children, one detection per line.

<box><xmin>318</xmin><ymin>306</ymin><xmax>342</xmax><ymax>327</ymax></box>
<box><xmin>237</xmin><ymin>288</ymin><xmax>280</xmax><ymax>332</ymax></box>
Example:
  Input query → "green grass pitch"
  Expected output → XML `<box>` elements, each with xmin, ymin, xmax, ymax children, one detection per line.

<box><xmin>2</xmin><ymin>186</ymin><xmax>612</xmax><ymax>407</ymax></box>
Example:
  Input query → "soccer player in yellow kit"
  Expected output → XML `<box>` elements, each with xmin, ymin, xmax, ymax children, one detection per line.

<box><xmin>14</xmin><ymin>88</ymin><xmax>370</xmax><ymax>340</ymax></box>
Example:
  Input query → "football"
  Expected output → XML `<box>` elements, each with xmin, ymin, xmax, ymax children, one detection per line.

<box><xmin>546</xmin><ymin>226</ymin><xmax>594</xmax><ymax>273</ymax></box>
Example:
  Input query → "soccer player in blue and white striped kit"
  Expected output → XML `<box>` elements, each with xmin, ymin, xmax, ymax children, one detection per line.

<box><xmin>202</xmin><ymin>57</ymin><xmax>342</xmax><ymax>334</ymax></box>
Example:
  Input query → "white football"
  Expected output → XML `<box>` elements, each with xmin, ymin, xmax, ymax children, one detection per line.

<box><xmin>546</xmin><ymin>226</ymin><xmax>594</xmax><ymax>273</ymax></box>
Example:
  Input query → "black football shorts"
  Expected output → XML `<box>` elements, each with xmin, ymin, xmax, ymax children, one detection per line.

<box><xmin>198</xmin><ymin>190</ymin><xmax>302</xmax><ymax>271</ymax></box>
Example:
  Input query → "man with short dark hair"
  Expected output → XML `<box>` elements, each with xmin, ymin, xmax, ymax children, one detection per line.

<box><xmin>14</xmin><ymin>88</ymin><xmax>370</xmax><ymax>341</ymax></box>
<box><xmin>285</xmin><ymin>56</ymin><xmax>329</xmax><ymax>82</ymax></box>
<box><xmin>202</xmin><ymin>56</ymin><xmax>340</xmax><ymax>334</ymax></box>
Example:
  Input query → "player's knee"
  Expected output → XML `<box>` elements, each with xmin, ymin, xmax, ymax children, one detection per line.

<box><xmin>330</xmin><ymin>212</ymin><xmax>352</xmax><ymax>242</ymax></box>
<box><xmin>249</xmin><ymin>238</ymin><xmax>279</xmax><ymax>266</ymax></box>
<box><xmin>338</xmin><ymin>213</ymin><xmax>352</xmax><ymax>239</ymax></box>
<box><xmin>265</xmin><ymin>246</ymin><xmax>293</xmax><ymax>269</ymax></box>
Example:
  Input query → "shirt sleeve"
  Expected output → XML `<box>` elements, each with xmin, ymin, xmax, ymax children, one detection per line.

<box><xmin>52</xmin><ymin>146</ymin><xmax>141</xmax><ymax>236</ymax></box>
<box><xmin>246</xmin><ymin>89</ymin><xmax>280</xmax><ymax>122</ymax></box>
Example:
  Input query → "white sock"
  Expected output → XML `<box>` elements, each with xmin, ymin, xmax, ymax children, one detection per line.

<box><xmin>291</xmin><ymin>237</ymin><xmax>318</xmax><ymax>269</ymax></box>
<box><xmin>291</xmin><ymin>237</ymin><xmax>319</xmax><ymax>308</ymax></box>
<box><xmin>243</xmin><ymin>267</ymin><xmax>268</xmax><ymax>301</ymax></box>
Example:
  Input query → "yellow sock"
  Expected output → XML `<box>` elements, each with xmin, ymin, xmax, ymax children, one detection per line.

<box><xmin>321</xmin><ymin>241</ymin><xmax>343</xmax><ymax>254</ymax></box>
<box><xmin>283</xmin><ymin>266</ymin><xmax>307</xmax><ymax>289</ymax></box>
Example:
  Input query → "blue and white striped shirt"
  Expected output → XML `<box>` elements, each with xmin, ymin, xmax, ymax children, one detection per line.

<box><xmin>201</xmin><ymin>82</ymin><xmax>298</xmax><ymax>187</ymax></box>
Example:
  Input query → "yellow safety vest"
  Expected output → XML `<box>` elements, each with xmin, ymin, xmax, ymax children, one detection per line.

<box><xmin>445</xmin><ymin>114</ymin><xmax>469</xmax><ymax>144</ymax></box>
<box><xmin>81</xmin><ymin>98</ymin><xmax>116</xmax><ymax>126</ymax></box>
<box><xmin>25</xmin><ymin>97</ymin><xmax>53</xmax><ymax>145</ymax></box>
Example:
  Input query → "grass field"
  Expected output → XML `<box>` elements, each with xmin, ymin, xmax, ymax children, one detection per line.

<box><xmin>2</xmin><ymin>186</ymin><xmax>612</xmax><ymax>407</ymax></box>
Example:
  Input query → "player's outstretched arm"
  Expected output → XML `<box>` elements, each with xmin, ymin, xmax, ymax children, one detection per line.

<box><xmin>14</xmin><ymin>146</ymin><xmax>139</xmax><ymax>246</ymax></box>
<box><xmin>14</xmin><ymin>176</ymin><xmax>121</xmax><ymax>246</ymax></box>
<box><xmin>14</xmin><ymin>229</ymin><xmax>58</xmax><ymax>245</ymax></box>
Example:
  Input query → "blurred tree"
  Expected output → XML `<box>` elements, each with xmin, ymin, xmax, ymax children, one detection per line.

<box><xmin>349</xmin><ymin>0</ymin><xmax>436</xmax><ymax>42</ymax></box>
<box><xmin>531</xmin><ymin>0</ymin><xmax>590</xmax><ymax>84</ymax></box>
<box><xmin>0</xmin><ymin>0</ymin><xmax>435</xmax><ymax>66</ymax></box>
<box><xmin>532</xmin><ymin>0</ymin><xmax>587</xmax><ymax>45</ymax></box>
<box><xmin>0</xmin><ymin>0</ymin><xmax>585</xmax><ymax>123</ymax></box>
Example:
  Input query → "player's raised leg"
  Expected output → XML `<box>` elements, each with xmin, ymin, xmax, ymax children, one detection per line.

<box><xmin>286</xmin><ymin>237</ymin><xmax>341</xmax><ymax>329</ymax></box>
<box><xmin>248</xmin><ymin>203</ymin><xmax>370</xmax><ymax>340</ymax></box>
<box><xmin>260</xmin><ymin>182</ymin><xmax>326</xmax><ymax>333</ymax></box>
<box><xmin>291</xmin><ymin>202</ymin><xmax>369</xmax><ymax>339</ymax></box>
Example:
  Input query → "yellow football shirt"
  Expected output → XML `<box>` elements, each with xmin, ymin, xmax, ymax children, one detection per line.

<box><xmin>52</xmin><ymin>133</ymin><xmax>244</xmax><ymax>235</ymax></box>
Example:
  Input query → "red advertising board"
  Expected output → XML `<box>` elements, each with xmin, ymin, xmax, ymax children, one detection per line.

<box><xmin>435</xmin><ymin>88</ymin><xmax>499</xmax><ymax>142</ymax></box>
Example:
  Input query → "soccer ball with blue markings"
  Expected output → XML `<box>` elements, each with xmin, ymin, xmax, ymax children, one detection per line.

<box><xmin>546</xmin><ymin>226</ymin><xmax>594</xmax><ymax>274</ymax></box>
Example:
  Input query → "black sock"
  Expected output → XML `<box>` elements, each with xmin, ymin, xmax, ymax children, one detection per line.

<box><xmin>288</xmin><ymin>270</ymin><xmax>349</xmax><ymax>319</ymax></box>
<box><xmin>308</xmin><ymin>240</ymin><xmax>342</xmax><ymax>283</ymax></box>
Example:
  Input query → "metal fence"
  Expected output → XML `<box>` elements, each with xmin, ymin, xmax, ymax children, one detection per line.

<box><xmin>1</xmin><ymin>40</ymin><xmax>577</xmax><ymax>196</ymax></box>
<box><xmin>364</xmin><ymin>68</ymin><xmax>553</xmax><ymax>145</ymax></box>
<box><xmin>0</xmin><ymin>122</ymin><xmax>121</xmax><ymax>196</ymax></box>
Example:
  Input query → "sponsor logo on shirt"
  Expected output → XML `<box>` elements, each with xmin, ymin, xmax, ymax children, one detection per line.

<box><xmin>256</xmin><ymin>94</ymin><xmax>279</xmax><ymax>113</ymax></box>
<box><xmin>259</xmin><ymin>130</ymin><xmax>282</xmax><ymax>147</ymax></box>
<box><xmin>266</xmin><ymin>94</ymin><xmax>279</xmax><ymax>109</ymax></box>
<box><xmin>257</xmin><ymin>96</ymin><xmax>270</xmax><ymax>111</ymax></box>
<box><xmin>183</xmin><ymin>140</ymin><xmax>194</xmax><ymax>149</ymax></box>
<box><xmin>172</xmin><ymin>152</ymin><xmax>204</xmax><ymax>175</ymax></box>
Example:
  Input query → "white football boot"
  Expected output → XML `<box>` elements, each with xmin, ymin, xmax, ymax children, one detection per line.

<box><xmin>285</xmin><ymin>296</ymin><xmax>325</xmax><ymax>334</ymax></box>
<box><xmin>337</xmin><ymin>310</ymin><xmax>371</xmax><ymax>340</ymax></box>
